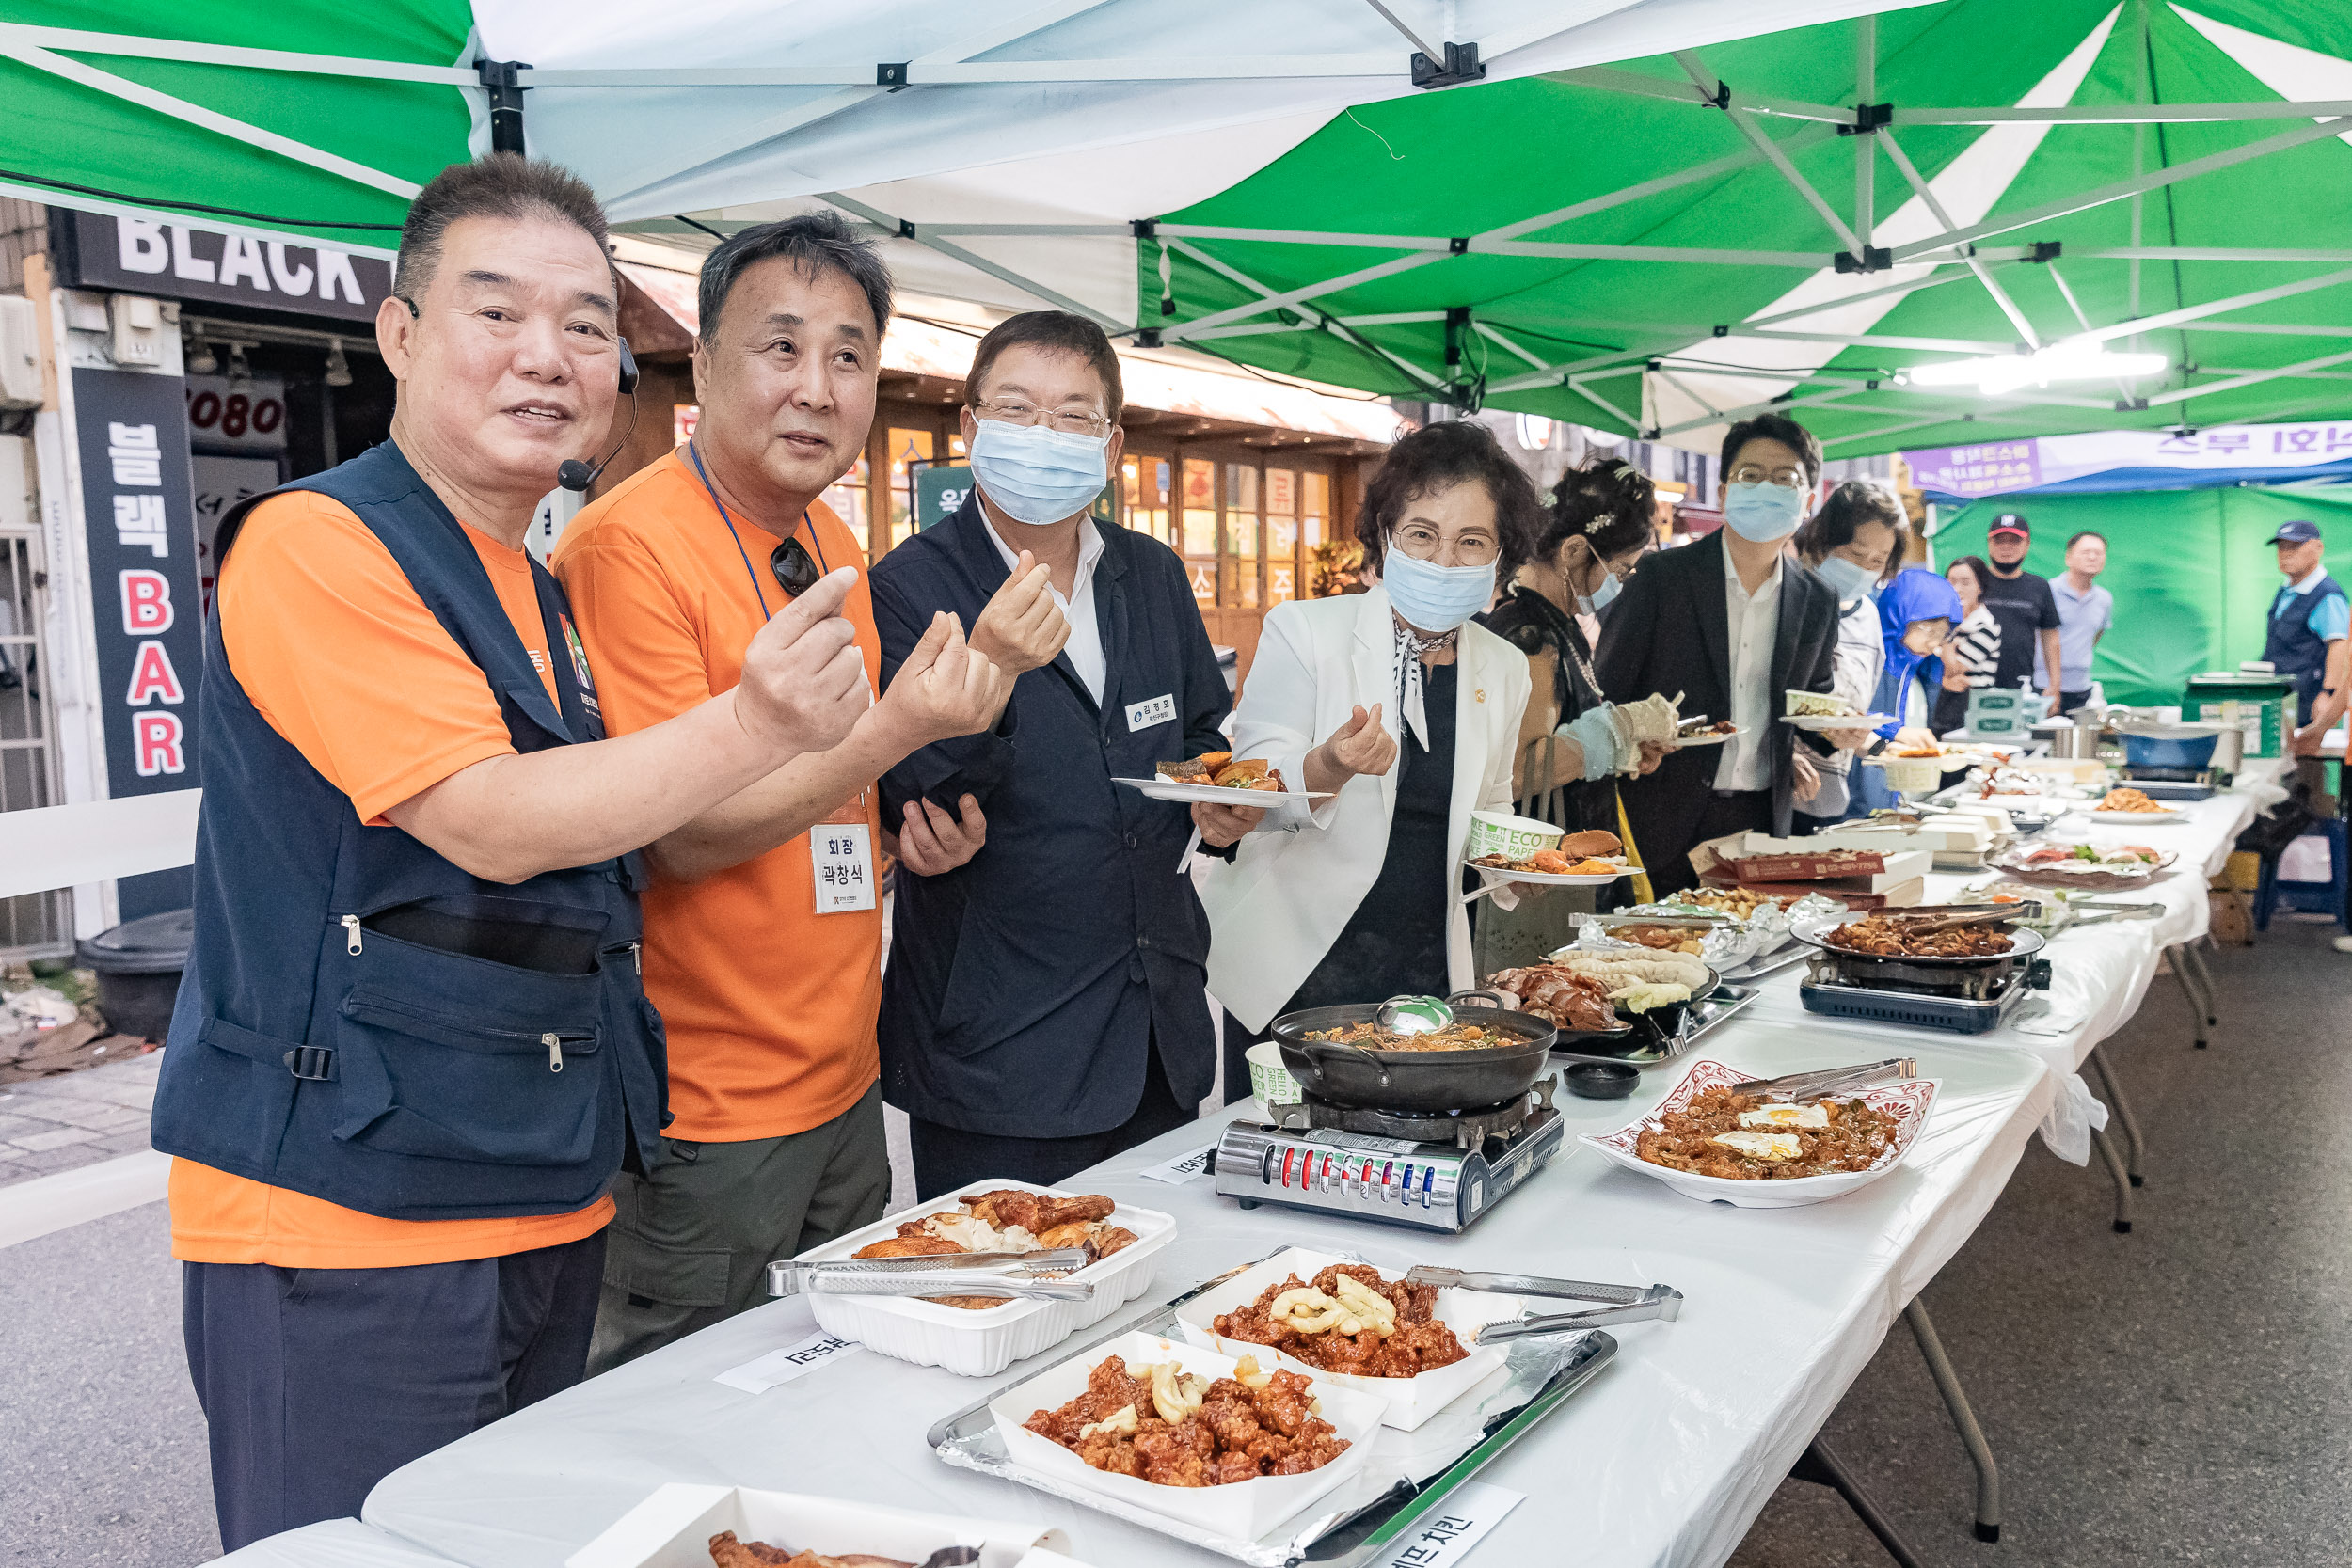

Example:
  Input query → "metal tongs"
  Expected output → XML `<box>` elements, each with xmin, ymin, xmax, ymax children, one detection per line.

<box><xmin>1729</xmin><ymin>1056</ymin><xmax>1917</xmax><ymax>1101</ymax></box>
<box><xmin>1403</xmin><ymin>1266</ymin><xmax>1684</xmax><ymax>1344</ymax></box>
<box><xmin>766</xmin><ymin>1248</ymin><xmax>1096</xmax><ymax>1303</ymax></box>
<box><xmin>1578</xmin><ymin>911</ymin><xmax>1727</xmax><ymax>932</ymax></box>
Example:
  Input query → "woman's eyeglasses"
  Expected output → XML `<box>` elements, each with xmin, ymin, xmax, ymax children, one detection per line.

<box><xmin>771</xmin><ymin>536</ymin><xmax>825</xmax><ymax>597</ymax></box>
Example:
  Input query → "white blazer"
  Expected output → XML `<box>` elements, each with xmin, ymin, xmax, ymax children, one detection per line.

<box><xmin>1201</xmin><ymin>588</ymin><xmax>1531</xmax><ymax>1032</ymax></box>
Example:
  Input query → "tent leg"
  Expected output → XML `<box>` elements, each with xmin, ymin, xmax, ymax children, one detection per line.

<box><xmin>1904</xmin><ymin>1298</ymin><xmax>2003</xmax><ymax>1543</ymax></box>
<box><xmin>2089</xmin><ymin>1043</ymin><xmax>2145</xmax><ymax>1187</ymax></box>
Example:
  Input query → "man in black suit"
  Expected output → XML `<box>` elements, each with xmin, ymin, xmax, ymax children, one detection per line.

<box><xmin>1596</xmin><ymin>414</ymin><xmax>1866</xmax><ymax>892</ymax></box>
<box><xmin>869</xmin><ymin>311</ymin><xmax>1228</xmax><ymax>1198</ymax></box>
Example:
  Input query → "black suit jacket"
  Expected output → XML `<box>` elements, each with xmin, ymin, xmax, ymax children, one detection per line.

<box><xmin>1594</xmin><ymin>531</ymin><xmax>1841</xmax><ymax>877</ymax></box>
<box><xmin>868</xmin><ymin>496</ymin><xmax>1229</xmax><ymax>1138</ymax></box>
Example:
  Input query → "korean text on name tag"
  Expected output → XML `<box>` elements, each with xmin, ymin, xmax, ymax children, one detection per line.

<box><xmin>1381</xmin><ymin>1481</ymin><xmax>1524</xmax><ymax>1568</ymax></box>
<box><xmin>1136</xmin><ymin>1141</ymin><xmax>1219</xmax><ymax>1185</ymax></box>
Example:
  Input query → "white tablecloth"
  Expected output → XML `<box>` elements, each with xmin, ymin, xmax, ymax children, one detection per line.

<box><xmin>362</xmin><ymin>1032</ymin><xmax>2051</xmax><ymax>1568</ymax></box>
<box><xmin>214</xmin><ymin>1518</ymin><xmax>459</xmax><ymax>1568</ymax></box>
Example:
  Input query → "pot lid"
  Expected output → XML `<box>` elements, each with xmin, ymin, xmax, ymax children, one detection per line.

<box><xmin>74</xmin><ymin>907</ymin><xmax>194</xmax><ymax>974</ymax></box>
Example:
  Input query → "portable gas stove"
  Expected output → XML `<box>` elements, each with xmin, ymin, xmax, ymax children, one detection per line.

<box><xmin>2114</xmin><ymin>765</ymin><xmax>2217</xmax><ymax>800</ymax></box>
<box><xmin>1798</xmin><ymin>950</ymin><xmax>2052</xmax><ymax>1034</ymax></box>
<box><xmin>1210</xmin><ymin>1078</ymin><xmax>1565</xmax><ymax>1233</ymax></box>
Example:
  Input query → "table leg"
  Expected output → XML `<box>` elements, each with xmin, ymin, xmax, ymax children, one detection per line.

<box><xmin>2090</xmin><ymin>1127</ymin><xmax>2135</xmax><ymax>1233</ymax></box>
<box><xmin>2088</xmin><ymin>1044</ymin><xmax>2146</xmax><ymax>1188</ymax></box>
<box><xmin>2184</xmin><ymin>940</ymin><xmax>2222</xmax><ymax>1027</ymax></box>
<box><xmin>2165</xmin><ymin>944</ymin><xmax>2210</xmax><ymax>1049</ymax></box>
<box><xmin>1789</xmin><ymin>1440</ymin><xmax>1930</xmax><ymax>1567</ymax></box>
<box><xmin>1903</xmin><ymin>1297</ymin><xmax>2004</xmax><ymax>1544</ymax></box>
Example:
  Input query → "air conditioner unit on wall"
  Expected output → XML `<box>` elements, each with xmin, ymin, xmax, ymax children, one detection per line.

<box><xmin>0</xmin><ymin>294</ymin><xmax>42</xmax><ymax>409</ymax></box>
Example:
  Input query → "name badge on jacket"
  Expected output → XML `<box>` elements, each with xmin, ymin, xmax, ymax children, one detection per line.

<box><xmin>1127</xmin><ymin>693</ymin><xmax>1176</xmax><ymax>732</ymax></box>
<box><xmin>812</xmin><ymin>796</ymin><xmax>876</xmax><ymax>914</ymax></box>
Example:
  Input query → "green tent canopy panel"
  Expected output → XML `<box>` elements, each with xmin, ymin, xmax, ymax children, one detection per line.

<box><xmin>1140</xmin><ymin>0</ymin><xmax>2352</xmax><ymax>455</ymax></box>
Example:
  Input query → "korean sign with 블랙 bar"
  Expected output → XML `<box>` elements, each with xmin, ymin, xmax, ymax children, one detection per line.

<box><xmin>72</xmin><ymin>366</ymin><xmax>205</xmax><ymax>919</ymax></box>
<box><xmin>53</xmin><ymin>209</ymin><xmax>391</xmax><ymax>324</ymax></box>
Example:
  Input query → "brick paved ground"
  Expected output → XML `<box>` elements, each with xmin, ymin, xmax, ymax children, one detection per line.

<box><xmin>0</xmin><ymin>1049</ymin><xmax>161</xmax><ymax>1187</ymax></box>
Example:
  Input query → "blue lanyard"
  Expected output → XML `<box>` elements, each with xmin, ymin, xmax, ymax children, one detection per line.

<box><xmin>686</xmin><ymin>439</ymin><xmax>822</xmax><ymax>618</ymax></box>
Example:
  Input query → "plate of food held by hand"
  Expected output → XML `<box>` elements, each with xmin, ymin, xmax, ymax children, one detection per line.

<box><xmin>1581</xmin><ymin>1057</ymin><xmax>1937</xmax><ymax>1209</ymax></box>
<box><xmin>1781</xmin><ymin>690</ymin><xmax>1896</xmax><ymax>732</ymax></box>
<box><xmin>1116</xmin><ymin>752</ymin><xmax>1331</xmax><ymax>806</ymax></box>
<box><xmin>1468</xmin><ymin>828</ymin><xmax>1642</xmax><ymax>886</ymax></box>
<box><xmin>1671</xmin><ymin>717</ymin><xmax>1743</xmax><ymax>749</ymax></box>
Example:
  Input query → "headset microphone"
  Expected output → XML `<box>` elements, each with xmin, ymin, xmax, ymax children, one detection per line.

<box><xmin>557</xmin><ymin>337</ymin><xmax>640</xmax><ymax>493</ymax></box>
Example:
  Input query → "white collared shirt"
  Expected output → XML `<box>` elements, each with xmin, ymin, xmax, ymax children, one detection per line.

<box><xmin>985</xmin><ymin>511</ymin><xmax>1107</xmax><ymax>703</ymax></box>
<box><xmin>1715</xmin><ymin>542</ymin><xmax>1783</xmax><ymax>792</ymax></box>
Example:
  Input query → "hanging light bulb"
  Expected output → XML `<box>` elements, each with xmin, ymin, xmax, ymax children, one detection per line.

<box><xmin>186</xmin><ymin>339</ymin><xmax>218</xmax><ymax>375</ymax></box>
<box><xmin>225</xmin><ymin>342</ymin><xmax>252</xmax><ymax>386</ymax></box>
<box><xmin>324</xmin><ymin>339</ymin><xmax>353</xmax><ymax>388</ymax></box>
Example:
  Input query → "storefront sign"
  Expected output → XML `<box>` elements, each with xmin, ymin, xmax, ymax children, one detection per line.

<box><xmin>915</xmin><ymin>462</ymin><xmax>973</xmax><ymax>528</ymax></box>
<box><xmin>72</xmin><ymin>368</ymin><xmax>204</xmax><ymax>917</ymax></box>
<box><xmin>185</xmin><ymin>374</ymin><xmax>288</xmax><ymax>454</ymax></box>
<box><xmin>1907</xmin><ymin>420</ymin><xmax>2352</xmax><ymax>499</ymax></box>
<box><xmin>191</xmin><ymin>453</ymin><xmax>281</xmax><ymax>614</ymax></box>
<box><xmin>54</xmin><ymin>209</ymin><xmax>391</xmax><ymax>323</ymax></box>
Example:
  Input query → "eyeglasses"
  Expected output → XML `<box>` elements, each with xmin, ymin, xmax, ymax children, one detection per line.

<box><xmin>771</xmin><ymin>536</ymin><xmax>825</xmax><ymax>598</ymax></box>
<box><xmin>1391</xmin><ymin>528</ymin><xmax>1500</xmax><ymax>567</ymax></box>
<box><xmin>1728</xmin><ymin>464</ymin><xmax>1809</xmax><ymax>490</ymax></box>
<box><xmin>973</xmin><ymin>398</ymin><xmax>1115</xmax><ymax>438</ymax></box>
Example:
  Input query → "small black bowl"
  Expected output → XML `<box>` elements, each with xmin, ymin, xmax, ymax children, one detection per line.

<box><xmin>1565</xmin><ymin>1061</ymin><xmax>1640</xmax><ymax>1100</ymax></box>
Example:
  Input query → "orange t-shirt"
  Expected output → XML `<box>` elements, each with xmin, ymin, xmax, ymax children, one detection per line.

<box><xmin>169</xmin><ymin>488</ymin><xmax>613</xmax><ymax>1269</ymax></box>
<box><xmin>552</xmin><ymin>451</ymin><xmax>882</xmax><ymax>1143</ymax></box>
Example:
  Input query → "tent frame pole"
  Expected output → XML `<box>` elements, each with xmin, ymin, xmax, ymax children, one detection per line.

<box><xmin>1161</xmin><ymin>238</ymin><xmax>1445</xmax><ymax>391</ymax></box>
<box><xmin>1672</xmin><ymin>50</ymin><xmax>1862</xmax><ymax>252</ymax></box>
<box><xmin>0</xmin><ymin>38</ymin><xmax>422</xmax><ymax>199</ymax></box>
<box><xmin>820</xmin><ymin>191</ymin><xmax>1128</xmax><ymax>332</ymax></box>
<box><xmin>1875</xmin><ymin>133</ymin><xmax>2043</xmax><ymax>347</ymax></box>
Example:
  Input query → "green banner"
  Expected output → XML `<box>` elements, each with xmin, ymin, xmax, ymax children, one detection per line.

<box><xmin>1931</xmin><ymin>485</ymin><xmax>2352</xmax><ymax>707</ymax></box>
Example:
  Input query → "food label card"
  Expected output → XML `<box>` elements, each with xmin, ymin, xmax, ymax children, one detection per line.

<box><xmin>715</xmin><ymin>1329</ymin><xmax>866</xmax><ymax>1394</ymax></box>
<box><xmin>1136</xmin><ymin>1140</ymin><xmax>1220</xmax><ymax>1185</ymax></box>
<box><xmin>1379</xmin><ymin>1481</ymin><xmax>1524</xmax><ymax>1568</ymax></box>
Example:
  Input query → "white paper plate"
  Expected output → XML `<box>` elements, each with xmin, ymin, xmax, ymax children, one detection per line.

<box><xmin>1784</xmin><ymin>712</ymin><xmax>1897</xmax><ymax>732</ymax></box>
<box><xmin>990</xmin><ymin>1330</ymin><xmax>1385</xmax><ymax>1542</ymax></box>
<box><xmin>793</xmin><ymin>1182</ymin><xmax>1176</xmax><ymax>1377</ymax></box>
<box><xmin>1470</xmin><ymin>861</ymin><xmax>1645</xmax><ymax>888</ymax></box>
<box><xmin>2090</xmin><ymin>808</ymin><xmax>2185</xmax><ymax>824</ymax></box>
<box><xmin>1581</xmin><ymin>1058</ymin><xmax>1939</xmax><ymax>1210</ymax></box>
<box><xmin>1113</xmin><ymin>776</ymin><xmax>1333</xmax><ymax>805</ymax></box>
<box><xmin>1170</xmin><ymin>1246</ymin><xmax>1521</xmax><ymax>1431</ymax></box>
<box><xmin>1672</xmin><ymin>726</ymin><xmax>1744</xmax><ymax>749</ymax></box>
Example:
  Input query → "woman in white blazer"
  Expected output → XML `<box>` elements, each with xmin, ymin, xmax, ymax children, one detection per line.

<box><xmin>1196</xmin><ymin>422</ymin><xmax>1654</xmax><ymax>1101</ymax></box>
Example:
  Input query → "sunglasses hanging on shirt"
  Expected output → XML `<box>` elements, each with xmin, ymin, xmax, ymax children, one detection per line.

<box><xmin>688</xmin><ymin>438</ymin><xmax>828</xmax><ymax>615</ymax></box>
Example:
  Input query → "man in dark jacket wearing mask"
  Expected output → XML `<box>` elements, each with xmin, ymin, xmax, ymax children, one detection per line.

<box><xmin>868</xmin><ymin>312</ymin><xmax>1227</xmax><ymax>1197</ymax></box>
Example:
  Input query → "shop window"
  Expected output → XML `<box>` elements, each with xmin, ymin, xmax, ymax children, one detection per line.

<box><xmin>886</xmin><ymin>428</ymin><xmax>934</xmax><ymax>551</ymax></box>
<box><xmin>823</xmin><ymin>452</ymin><xmax>870</xmax><ymax>556</ymax></box>
<box><xmin>1181</xmin><ymin>458</ymin><xmax>1217</xmax><ymax>605</ymax></box>
<box><xmin>1225</xmin><ymin>462</ymin><xmax>1261</xmax><ymax>609</ymax></box>
<box><xmin>1265</xmin><ymin>467</ymin><xmax>1298</xmax><ymax>605</ymax></box>
<box><xmin>1121</xmin><ymin>455</ymin><xmax>1171</xmax><ymax>546</ymax></box>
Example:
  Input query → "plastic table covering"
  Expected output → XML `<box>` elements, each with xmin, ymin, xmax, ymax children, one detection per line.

<box><xmin>1727</xmin><ymin>774</ymin><xmax>2272</xmax><ymax>1163</ymax></box>
<box><xmin>213</xmin><ymin>1517</ymin><xmax>463</xmax><ymax>1568</ymax></box>
<box><xmin>361</xmin><ymin>1030</ymin><xmax>2050</xmax><ymax>1568</ymax></box>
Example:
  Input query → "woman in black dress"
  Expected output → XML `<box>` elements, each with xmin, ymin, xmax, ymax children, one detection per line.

<box><xmin>1481</xmin><ymin>455</ymin><xmax>1659</xmax><ymax>838</ymax></box>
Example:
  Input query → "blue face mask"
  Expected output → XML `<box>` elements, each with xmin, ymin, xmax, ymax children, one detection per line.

<box><xmin>968</xmin><ymin>418</ymin><xmax>1110</xmax><ymax>526</ymax></box>
<box><xmin>1723</xmin><ymin>481</ymin><xmax>1806</xmax><ymax>542</ymax></box>
<box><xmin>1383</xmin><ymin>547</ymin><xmax>1497</xmax><ymax>633</ymax></box>
<box><xmin>1815</xmin><ymin>553</ymin><xmax>1881</xmax><ymax>606</ymax></box>
<box><xmin>1576</xmin><ymin>567</ymin><xmax>1623</xmax><ymax>616</ymax></box>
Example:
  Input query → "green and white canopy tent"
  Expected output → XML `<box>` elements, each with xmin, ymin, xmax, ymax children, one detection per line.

<box><xmin>8</xmin><ymin>1</ymin><xmax>2352</xmax><ymax>459</ymax></box>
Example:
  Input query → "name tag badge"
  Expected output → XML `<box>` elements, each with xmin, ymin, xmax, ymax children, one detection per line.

<box><xmin>812</xmin><ymin>823</ymin><xmax>876</xmax><ymax>914</ymax></box>
<box><xmin>1127</xmin><ymin>692</ymin><xmax>1177</xmax><ymax>732</ymax></box>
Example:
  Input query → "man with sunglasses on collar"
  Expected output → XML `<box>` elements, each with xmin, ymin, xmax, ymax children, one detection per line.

<box><xmin>552</xmin><ymin>214</ymin><xmax>1011</xmax><ymax>1367</ymax></box>
<box><xmin>869</xmin><ymin>311</ymin><xmax>1230</xmax><ymax>1199</ymax></box>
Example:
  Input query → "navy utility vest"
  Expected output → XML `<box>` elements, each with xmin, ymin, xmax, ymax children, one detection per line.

<box><xmin>2263</xmin><ymin>573</ymin><xmax>2348</xmax><ymax>724</ymax></box>
<box><xmin>151</xmin><ymin>442</ymin><xmax>666</xmax><ymax>1221</ymax></box>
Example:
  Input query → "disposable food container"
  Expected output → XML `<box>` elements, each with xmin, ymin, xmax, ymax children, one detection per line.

<box><xmin>990</xmin><ymin>1330</ymin><xmax>1384</xmax><ymax>1542</ymax></box>
<box><xmin>565</xmin><ymin>1481</ymin><xmax>1076</xmax><ymax>1568</ymax></box>
<box><xmin>1581</xmin><ymin>1057</ymin><xmax>1939</xmax><ymax>1210</ymax></box>
<box><xmin>791</xmin><ymin>1181</ymin><xmax>1176</xmax><ymax>1377</ymax></box>
<box><xmin>1466</xmin><ymin>809</ymin><xmax>1563</xmax><ymax>861</ymax></box>
<box><xmin>1171</xmin><ymin>1245</ymin><xmax>1520</xmax><ymax>1430</ymax></box>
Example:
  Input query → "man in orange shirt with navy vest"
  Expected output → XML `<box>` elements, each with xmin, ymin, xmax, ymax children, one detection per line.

<box><xmin>152</xmin><ymin>160</ymin><xmax>888</xmax><ymax>1549</ymax></box>
<box><xmin>554</xmin><ymin>214</ymin><xmax>1039</xmax><ymax>1366</ymax></box>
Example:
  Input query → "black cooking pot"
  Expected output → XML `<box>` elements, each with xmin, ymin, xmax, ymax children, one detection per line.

<box><xmin>1271</xmin><ymin>990</ymin><xmax>1558</xmax><ymax>1111</ymax></box>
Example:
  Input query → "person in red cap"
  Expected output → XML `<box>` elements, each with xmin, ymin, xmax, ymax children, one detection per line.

<box><xmin>1977</xmin><ymin>513</ymin><xmax>2062</xmax><ymax>703</ymax></box>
